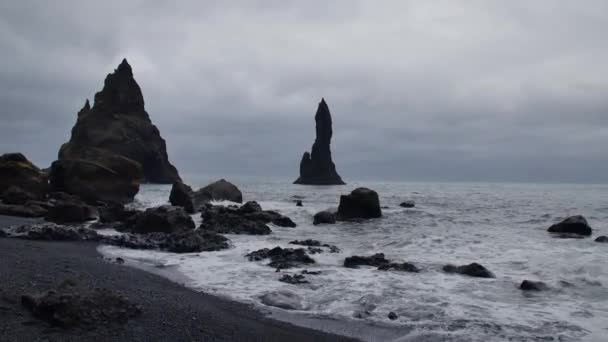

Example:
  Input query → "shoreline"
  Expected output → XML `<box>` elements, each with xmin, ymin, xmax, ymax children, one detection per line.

<box><xmin>0</xmin><ymin>216</ymin><xmax>357</xmax><ymax>342</ymax></box>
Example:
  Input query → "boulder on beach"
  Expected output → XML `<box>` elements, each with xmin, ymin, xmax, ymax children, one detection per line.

<box><xmin>260</xmin><ymin>291</ymin><xmax>306</xmax><ymax>310</ymax></box>
<box><xmin>122</xmin><ymin>205</ymin><xmax>195</xmax><ymax>234</ymax></box>
<box><xmin>21</xmin><ymin>280</ymin><xmax>141</xmax><ymax>328</ymax></box>
<box><xmin>547</xmin><ymin>215</ymin><xmax>592</xmax><ymax>236</ymax></box>
<box><xmin>595</xmin><ymin>236</ymin><xmax>608</xmax><ymax>243</ymax></box>
<box><xmin>57</xmin><ymin>59</ymin><xmax>181</xmax><ymax>184</ymax></box>
<box><xmin>294</xmin><ymin>98</ymin><xmax>345</xmax><ymax>185</ymax></box>
<box><xmin>313</xmin><ymin>211</ymin><xmax>336</xmax><ymax>225</ymax></box>
<box><xmin>194</xmin><ymin>179</ymin><xmax>243</xmax><ymax>204</ymax></box>
<box><xmin>0</xmin><ymin>153</ymin><xmax>48</xmax><ymax>199</ymax></box>
<box><xmin>103</xmin><ymin>230</ymin><xmax>229</xmax><ymax>253</ymax></box>
<box><xmin>45</xmin><ymin>199</ymin><xmax>98</xmax><ymax>224</ymax></box>
<box><xmin>443</xmin><ymin>263</ymin><xmax>495</xmax><ymax>278</ymax></box>
<box><xmin>337</xmin><ymin>188</ymin><xmax>382</xmax><ymax>220</ymax></box>
<box><xmin>520</xmin><ymin>280</ymin><xmax>549</xmax><ymax>291</ymax></box>
<box><xmin>169</xmin><ymin>181</ymin><xmax>195</xmax><ymax>213</ymax></box>
<box><xmin>49</xmin><ymin>147</ymin><xmax>142</xmax><ymax>205</ymax></box>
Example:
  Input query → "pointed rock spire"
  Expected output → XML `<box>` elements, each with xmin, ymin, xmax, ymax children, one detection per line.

<box><xmin>116</xmin><ymin>58</ymin><xmax>133</xmax><ymax>76</ymax></box>
<box><xmin>77</xmin><ymin>99</ymin><xmax>91</xmax><ymax>117</ymax></box>
<box><xmin>93</xmin><ymin>58</ymin><xmax>144</xmax><ymax>112</ymax></box>
<box><xmin>294</xmin><ymin>98</ymin><xmax>345</xmax><ymax>185</ymax></box>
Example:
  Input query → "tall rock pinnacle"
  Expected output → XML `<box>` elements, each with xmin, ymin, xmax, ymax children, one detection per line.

<box><xmin>294</xmin><ymin>98</ymin><xmax>345</xmax><ymax>185</ymax></box>
<box><xmin>58</xmin><ymin>58</ymin><xmax>181</xmax><ymax>184</ymax></box>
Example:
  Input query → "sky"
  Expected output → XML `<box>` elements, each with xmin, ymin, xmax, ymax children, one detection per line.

<box><xmin>1</xmin><ymin>1</ymin><xmax>607</xmax><ymax>183</ymax></box>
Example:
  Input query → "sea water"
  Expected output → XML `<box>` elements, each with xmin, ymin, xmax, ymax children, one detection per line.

<box><xmin>99</xmin><ymin>179</ymin><xmax>608</xmax><ymax>341</ymax></box>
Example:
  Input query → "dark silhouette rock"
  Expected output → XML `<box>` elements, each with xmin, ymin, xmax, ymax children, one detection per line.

<box><xmin>1</xmin><ymin>186</ymin><xmax>37</xmax><ymax>205</ymax></box>
<box><xmin>169</xmin><ymin>181</ymin><xmax>195</xmax><ymax>213</ymax></box>
<box><xmin>49</xmin><ymin>147</ymin><xmax>142</xmax><ymax>204</ymax></box>
<box><xmin>0</xmin><ymin>153</ymin><xmax>48</xmax><ymax>199</ymax></box>
<box><xmin>443</xmin><ymin>263</ymin><xmax>495</xmax><ymax>278</ymax></box>
<box><xmin>399</xmin><ymin>201</ymin><xmax>415</xmax><ymax>208</ymax></box>
<box><xmin>344</xmin><ymin>253</ymin><xmax>389</xmax><ymax>268</ymax></box>
<box><xmin>595</xmin><ymin>236</ymin><xmax>608</xmax><ymax>243</ymax></box>
<box><xmin>295</xmin><ymin>200</ymin><xmax>303</xmax><ymax>207</ymax></box>
<box><xmin>388</xmin><ymin>312</ymin><xmax>398</xmax><ymax>320</ymax></box>
<box><xmin>200</xmin><ymin>202</ymin><xmax>296</xmax><ymax>235</ymax></box>
<box><xmin>547</xmin><ymin>215</ymin><xmax>592</xmax><ymax>236</ymax></box>
<box><xmin>520</xmin><ymin>280</ymin><xmax>549</xmax><ymax>291</ymax></box>
<box><xmin>289</xmin><ymin>239</ymin><xmax>340</xmax><ymax>253</ymax></box>
<box><xmin>313</xmin><ymin>211</ymin><xmax>336</xmax><ymax>225</ymax></box>
<box><xmin>21</xmin><ymin>280</ymin><xmax>141</xmax><ymax>328</ymax></box>
<box><xmin>121</xmin><ymin>205</ymin><xmax>195</xmax><ymax>234</ymax></box>
<box><xmin>378</xmin><ymin>262</ymin><xmax>420</xmax><ymax>273</ymax></box>
<box><xmin>45</xmin><ymin>199</ymin><xmax>98</xmax><ymax>224</ymax></box>
<box><xmin>246</xmin><ymin>247</ymin><xmax>315</xmax><ymax>269</ymax></box>
<box><xmin>294</xmin><ymin>99</ymin><xmax>345</xmax><ymax>185</ymax></box>
<box><xmin>194</xmin><ymin>179</ymin><xmax>243</xmax><ymax>205</ymax></box>
<box><xmin>58</xmin><ymin>59</ymin><xmax>181</xmax><ymax>184</ymax></box>
<box><xmin>103</xmin><ymin>230</ymin><xmax>229</xmax><ymax>253</ymax></box>
<box><xmin>337</xmin><ymin>188</ymin><xmax>382</xmax><ymax>220</ymax></box>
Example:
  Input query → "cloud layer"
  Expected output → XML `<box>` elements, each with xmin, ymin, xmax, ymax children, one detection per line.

<box><xmin>1</xmin><ymin>1</ymin><xmax>607</xmax><ymax>182</ymax></box>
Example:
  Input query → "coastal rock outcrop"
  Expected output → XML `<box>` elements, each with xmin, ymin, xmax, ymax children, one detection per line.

<box><xmin>0</xmin><ymin>153</ymin><xmax>48</xmax><ymax>199</ymax></box>
<box><xmin>103</xmin><ymin>230</ymin><xmax>229</xmax><ymax>253</ymax></box>
<box><xmin>49</xmin><ymin>147</ymin><xmax>142</xmax><ymax>204</ymax></box>
<box><xmin>294</xmin><ymin>99</ymin><xmax>345</xmax><ymax>185</ymax></box>
<box><xmin>547</xmin><ymin>215</ymin><xmax>592</xmax><ymax>236</ymax></box>
<box><xmin>200</xmin><ymin>201</ymin><xmax>296</xmax><ymax>235</ymax></box>
<box><xmin>121</xmin><ymin>205</ymin><xmax>195</xmax><ymax>234</ymax></box>
<box><xmin>443</xmin><ymin>263</ymin><xmax>495</xmax><ymax>278</ymax></box>
<box><xmin>194</xmin><ymin>179</ymin><xmax>243</xmax><ymax>204</ymax></box>
<box><xmin>337</xmin><ymin>188</ymin><xmax>382</xmax><ymax>220</ymax></box>
<box><xmin>58</xmin><ymin>59</ymin><xmax>181</xmax><ymax>184</ymax></box>
<box><xmin>169</xmin><ymin>181</ymin><xmax>195</xmax><ymax>213</ymax></box>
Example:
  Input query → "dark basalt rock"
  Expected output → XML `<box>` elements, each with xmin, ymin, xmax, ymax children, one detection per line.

<box><xmin>547</xmin><ymin>216</ymin><xmax>592</xmax><ymax>236</ymax></box>
<box><xmin>121</xmin><ymin>205</ymin><xmax>195</xmax><ymax>234</ymax></box>
<box><xmin>103</xmin><ymin>230</ymin><xmax>229</xmax><ymax>253</ymax></box>
<box><xmin>1</xmin><ymin>186</ymin><xmax>37</xmax><ymax>205</ymax></box>
<box><xmin>246</xmin><ymin>247</ymin><xmax>315</xmax><ymax>269</ymax></box>
<box><xmin>378</xmin><ymin>262</ymin><xmax>420</xmax><ymax>273</ymax></box>
<box><xmin>388</xmin><ymin>312</ymin><xmax>398</xmax><ymax>320</ymax></box>
<box><xmin>294</xmin><ymin>98</ymin><xmax>345</xmax><ymax>185</ymax></box>
<box><xmin>295</xmin><ymin>200</ymin><xmax>303</xmax><ymax>207</ymax></box>
<box><xmin>289</xmin><ymin>239</ymin><xmax>340</xmax><ymax>253</ymax></box>
<box><xmin>50</xmin><ymin>147</ymin><xmax>142</xmax><ymax>204</ymax></box>
<box><xmin>2</xmin><ymin>223</ymin><xmax>100</xmax><ymax>241</ymax></box>
<box><xmin>337</xmin><ymin>188</ymin><xmax>382</xmax><ymax>220</ymax></box>
<box><xmin>443</xmin><ymin>263</ymin><xmax>495</xmax><ymax>278</ymax></box>
<box><xmin>520</xmin><ymin>280</ymin><xmax>549</xmax><ymax>291</ymax></box>
<box><xmin>399</xmin><ymin>201</ymin><xmax>415</xmax><ymax>208</ymax></box>
<box><xmin>45</xmin><ymin>199</ymin><xmax>98</xmax><ymax>224</ymax></box>
<box><xmin>0</xmin><ymin>203</ymin><xmax>48</xmax><ymax>218</ymax></box>
<box><xmin>313</xmin><ymin>211</ymin><xmax>336</xmax><ymax>225</ymax></box>
<box><xmin>0</xmin><ymin>153</ymin><xmax>48</xmax><ymax>199</ymax></box>
<box><xmin>98</xmin><ymin>202</ymin><xmax>139</xmax><ymax>223</ymax></box>
<box><xmin>595</xmin><ymin>236</ymin><xmax>608</xmax><ymax>243</ymax></box>
<box><xmin>344</xmin><ymin>253</ymin><xmax>389</xmax><ymax>268</ymax></box>
<box><xmin>169</xmin><ymin>181</ymin><xmax>195</xmax><ymax>213</ymax></box>
<box><xmin>279</xmin><ymin>274</ymin><xmax>309</xmax><ymax>285</ymax></box>
<box><xmin>57</xmin><ymin>59</ymin><xmax>181</xmax><ymax>184</ymax></box>
<box><xmin>200</xmin><ymin>202</ymin><xmax>296</xmax><ymax>235</ymax></box>
<box><xmin>194</xmin><ymin>179</ymin><xmax>243</xmax><ymax>205</ymax></box>
<box><xmin>21</xmin><ymin>280</ymin><xmax>141</xmax><ymax>328</ymax></box>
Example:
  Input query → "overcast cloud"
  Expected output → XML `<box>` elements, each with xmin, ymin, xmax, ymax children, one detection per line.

<box><xmin>1</xmin><ymin>1</ymin><xmax>607</xmax><ymax>183</ymax></box>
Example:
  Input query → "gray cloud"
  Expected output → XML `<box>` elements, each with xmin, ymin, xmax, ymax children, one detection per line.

<box><xmin>1</xmin><ymin>1</ymin><xmax>607</xmax><ymax>183</ymax></box>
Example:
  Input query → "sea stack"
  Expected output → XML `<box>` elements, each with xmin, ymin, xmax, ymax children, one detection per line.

<box><xmin>294</xmin><ymin>98</ymin><xmax>345</xmax><ymax>185</ymax></box>
<box><xmin>58</xmin><ymin>59</ymin><xmax>181</xmax><ymax>184</ymax></box>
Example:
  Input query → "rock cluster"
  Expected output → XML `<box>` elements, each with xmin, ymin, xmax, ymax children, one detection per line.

<box><xmin>344</xmin><ymin>253</ymin><xmax>419</xmax><ymax>272</ymax></box>
<box><xmin>294</xmin><ymin>99</ymin><xmax>345</xmax><ymax>185</ymax></box>
<box><xmin>200</xmin><ymin>201</ymin><xmax>295</xmax><ymax>235</ymax></box>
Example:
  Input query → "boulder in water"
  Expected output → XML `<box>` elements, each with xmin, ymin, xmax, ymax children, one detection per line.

<box><xmin>246</xmin><ymin>246</ymin><xmax>315</xmax><ymax>269</ymax></box>
<box><xmin>399</xmin><ymin>201</ymin><xmax>415</xmax><ymax>208</ymax></box>
<box><xmin>378</xmin><ymin>262</ymin><xmax>420</xmax><ymax>273</ymax></box>
<box><xmin>169</xmin><ymin>181</ymin><xmax>195</xmax><ymax>213</ymax></box>
<box><xmin>547</xmin><ymin>215</ymin><xmax>592</xmax><ymax>236</ymax></box>
<box><xmin>344</xmin><ymin>253</ymin><xmax>389</xmax><ymax>268</ymax></box>
<box><xmin>294</xmin><ymin>99</ymin><xmax>345</xmax><ymax>185</ymax></box>
<box><xmin>200</xmin><ymin>202</ymin><xmax>296</xmax><ymax>235</ymax></box>
<box><xmin>443</xmin><ymin>263</ymin><xmax>495</xmax><ymax>278</ymax></box>
<box><xmin>279</xmin><ymin>274</ymin><xmax>309</xmax><ymax>285</ymax></box>
<box><xmin>194</xmin><ymin>179</ymin><xmax>243</xmax><ymax>204</ymax></box>
<box><xmin>122</xmin><ymin>205</ymin><xmax>195</xmax><ymax>234</ymax></box>
<box><xmin>595</xmin><ymin>236</ymin><xmax>608</xmax><ymax>243</ymax></box>
<box><xmin>520</xmin><ymin>280</ymin><xmax>549</xmax><ymax>291</ymax></box>
<box><xmin>313</xmin><ymin>211</ymin><xmax>336</xmax><ymax>225</ymax></box>
<box><xmin>337</xmin><ymin>188</ymin><xmax>382</xmax><ymax>220</ymax></box>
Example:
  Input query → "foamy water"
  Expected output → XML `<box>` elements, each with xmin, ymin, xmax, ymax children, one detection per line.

<box><xmin>99</xmin><ymin>180</ymin><xmax>608</xmax><ymax>341</ymax></box>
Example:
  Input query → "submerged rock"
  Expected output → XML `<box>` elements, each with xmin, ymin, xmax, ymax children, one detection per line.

<box><xmin>313</xmin><ymin>211</ymin><xmax>336</xmax><ymax>225</ymax></box>
<box><xmin>246</xmin><ymin>247</ymin><xmax>315</xmax><ymax>269</ymax></box>
<box><xmin>547</xmin><ymin>215</ymin><xmax>592</xmax><ymax>236</ymax></box>
<box><xmin>49</xmin><ymin>147</ymin><xmax>142</xmax><ymax>204</ymax></box>
<box><xmin>260</xmin><ymin>291</ymin><xmax>306</xmax><ymax>310</ymax></box>
<box><xmin>399</xmin><ymin>201</ymin><xmax>415</xmax><ymax>208</ymax></box>
<box><xmin>21</xmin><ymin>280</ymin><xmax>141</xmax><ymax>328</ymax></box>
<box><xmin>294</xmin><ymin>98</ymin><xmax>345</xmax><ymax>185</ymax></box>
<box><xmin>520</xmin><ymin>280</ymin><xmax>549</xmax><ymax>291</ymax></box>
<box><xmin>337</xmin><ymin>188</ymin><xmax>382</xmax><ymax>220</ymax></box>
<box><xmin>0</xmin><ymin>153</ymin><xmax>48</xmax><ymax>199</ymax></box>
<box><xmin>194</xmin><ymin>179</ymin><xmax>243</xmax><ymax>204</ymax></box>
<box><xmin>57</xmin><ymin>59</ymin><xmax>180</xmax><ymax>184</ymax></box>
<box><xmin>121</xmin><ymin>205</ymin><xmax>195</xmax><ymax>234</ymax></box>
<box><xmin>279</xmin><ymin>274</ymin><xmax>309</xmax><ymax>285</ymax></box>
<box><xmin>169</xmin><ymin>181</ymin><xmax>195</xmax><ymax>213</ymax></box>
<box><xmin>595</xmin><ymin>236</ymin><xmax>608</xmax><ymax>243</ymax></box>
<box><xmin>378</xmin><ymin>262</ymin><xmax>420</xmax><ymax>273</ymax></box>
<box><xmin>443</xmin><ymin>263</ymin><xmax>495</xmax><ymax>278</ymax></box>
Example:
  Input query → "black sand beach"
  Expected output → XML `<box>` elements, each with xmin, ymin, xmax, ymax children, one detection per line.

<box><xmin>0</xmin><ymin>216</ymin><xmax>357</xmax><ymax>342</ymax></box>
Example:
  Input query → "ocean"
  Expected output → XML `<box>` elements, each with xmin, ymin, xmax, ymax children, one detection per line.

<box><xmin>99</xmin><ymin>179</ymin><xmax>608</xmax><ymax>341</ymax></box>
